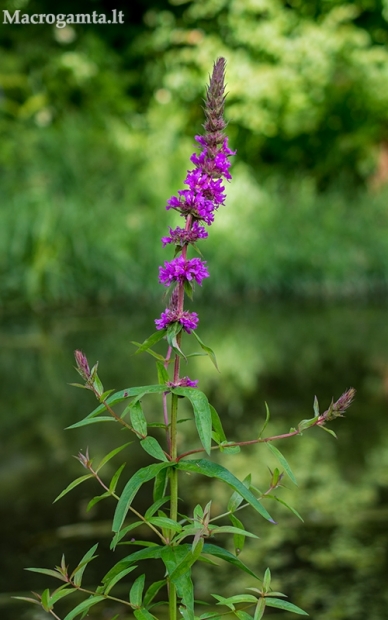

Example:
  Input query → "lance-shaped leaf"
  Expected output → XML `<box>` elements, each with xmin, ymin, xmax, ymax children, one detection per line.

<box><xmin>96</xmin><ymin>442</ymin><xmax>132</xmax><ymax>473</ymax></box>
<box><xmin>103</xmin><ymin>566</ymin><xmax>138</xmax><ymax>595</ymax></box>
<box><xmin>264</xmin><ymin>598</ymin><xmax>308</xmax><ymax>615</ymax></box>
<box><xmin>161</xmin><ymin>545</ymin><xmax>195</xmax><ymax>616</ymax></box>
<box><xmin>254</xmin><ymin>598</ymin><xmax>266</xmax><ymax>620</ymax></box>
<box><xmin>140</xmin><ymin>437</ymin><xmax>168</xmax><ymax>461</ymax></box>
<box><xmin>171</xmin><ymin>389</ymin><xmax>212</xmax><ymax>455</ymax></box>
<box><xmin>167</xmin><ymin>322</ymin><xmax>186</xmax><ymax>359</ymax></box>
<box><xmin>130</xmin><ymin>574</ymin><xmax>146</xmax><ymax>607</ymax></box>
<box><xmin>130</xmin><ymin>401</ymin><xmax>148</xmax><ymax>437</ymax></box>
<box><xmin>71</xmin><ymin>543</ymin><xmax>99</xmax><ymax>586</ymax></box>
<box><xmin>177</xmin><ymin>460</ymin><xmax>275</xmax><ymax>523</ymax></box>
<box><xmin>78</xmin><ymin>385</ymin><xmax>169</xmax><ymax>423</ymax></box>
<box><xmin>258</xmin><ymin>402</ymin><xmax>270</xmax><ymax>439</ymax></box>
<box><xmin>319</xmin><ymin>425</ymin><xmax>338</xmax><ymax>439</ymax></box>
<box><xmin>53</xmin><ymin>475</ymin><xmax>93</xmax><ymax>503</ymax></box>
<box><xmin>210</xmin><ymin>405</ymin><xmax>227</xmax><ymax>443</ymax></box>
<box><xmin>202</xmin><ymin>544</ymin><xmax>259</xmax><ymax>580</ymax></box>
<box><xmin>66</xmin><ymin>416</ymin><xmax>115</xmax><ymax>430</ymax></box>
<box><xmin>156</xmin><ymin>360</ymin><xmax>170</xmax><ymax>384</ymax></box>
<box><xmin>266</xmin><ymin>443</ymin><xmax>298</xmax><ymax>486</ymax></box>
<box><xmin>134</xmin><ymin>609</ymin><xmax>158</xmax><ymax>620</ymax></box>
<box><xmin>113</xmin><ymin>462</ymin><xmax>173</xmax><ymax>533</ymax></box>
<box><xmin>229</xmin><ymin>513</ymin><xmax>246</xmax><ymax>554</ymax></box>
<box><xmin>62</xmin><ymin>595</ymin><xmax>105</xmax><ymax>620</ymax></box>
<box><xmin>102</xmin><ymin>546</ymin><xmax>163</xmax><ymax>583</ymax></box>
<box><xmin>298</xmin><ymin>415</ymin><xmax>319</xmax><ymax>432</ymax></box>
<box><xmin>109</xmin><ymin>463</ymin><xmax>126</xmax><ymax>493</ymax></box>
<box><xmin>132</xmin><ymin>331</ymin><xmax>166</xmax><ymax>355</ymax></box>
<box><xmin>143</xmin><ymin>579</ymin><xmax>166</xmax><ymax>607</ymax></box>
<box><xmin>25</xmin><ymin>567</ymin><xmax>67</xmax><ymax>581</ymax></box>
<box><xmin>192</xmin><ymin>331</ymin><xmax>219</xmax><ymax>371</ymax></box>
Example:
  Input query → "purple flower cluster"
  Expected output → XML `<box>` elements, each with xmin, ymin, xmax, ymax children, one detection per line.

<box><xmin>161</xmin><ymin>221</ymin><xmax>208</xmax><ymax>248</ymax></box>
<box><xmin>159</xmin><ymin>256</ymin><xmax>209</xmax><ymax>287</ymax></box>
<box><xmin>155</xmin><ymin>309</ymin><xmax>199</xmax><ymax>333</ymax></box>
<box><xmin>155</xmin><ymin>58</ymin><xmax>234</xmax><ymax>389</ymax></box>
<box><xmin>167</xmin><ymin>377</ymin><xmax>199</xmax><ymax>388</ymax></box>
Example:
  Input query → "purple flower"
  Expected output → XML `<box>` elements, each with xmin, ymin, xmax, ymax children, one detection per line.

<box><xmin>167</xmin><ymin>376</ymin><xmax>198</xmax><ymax>388</ymax></box>
<box><xmin>159</xmin><ymin>256</ymin><xmax>209</xmax><ymax>287</ymax></box>
<box><xmin>161</xmin><ymin>221</ymin><xmax>208</xmax><ymax>247</ymax></box>
<box><xmin>155</xmin><ymin>309</ymin><xmax>199</xmax><ymax>334</ymax></box>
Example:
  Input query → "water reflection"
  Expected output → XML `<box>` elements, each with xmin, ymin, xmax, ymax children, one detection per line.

<box><xmin>1</xmin><ymin>300</ymin><xmax>387</xmax><ymax>619</ymax></box>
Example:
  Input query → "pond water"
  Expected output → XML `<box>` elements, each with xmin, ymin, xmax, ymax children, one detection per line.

<box><xmin>1</xmin><ymin>299</ymin><xmax>388</xmax><ymax>620</ymax></box>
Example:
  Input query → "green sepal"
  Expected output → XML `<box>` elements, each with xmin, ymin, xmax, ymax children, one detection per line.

<box><xmin>266</xmin><ymin>443</ymin><xmax>298</xmax><ymax>486</ymax></box>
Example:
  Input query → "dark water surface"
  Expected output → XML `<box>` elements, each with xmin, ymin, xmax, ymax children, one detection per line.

<box><xmin>1</xmin><ymin>300</ymin><xmax>388</xmax><ymax>620</ymax></box>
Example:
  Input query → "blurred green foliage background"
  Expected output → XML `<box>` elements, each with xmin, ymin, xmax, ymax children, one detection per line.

<box><xmin>3</xmin><ymin>0</ymin><xmax>388</xmax><ymax>310</ymax></box>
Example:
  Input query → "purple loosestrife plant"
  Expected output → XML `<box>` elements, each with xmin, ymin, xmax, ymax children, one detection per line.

<box><xmin>18</xmin><ymin>59</ymin><xmax>355</xmax><ymax>620</ymax></box>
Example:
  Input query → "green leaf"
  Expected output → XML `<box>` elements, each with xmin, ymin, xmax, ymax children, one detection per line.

<box><xmin>156</xmin><ymin>361</ymin><xmax>170</xmax><ymax>385</ymax></box>
<box><xmin>113</xmin><ymin>462</ymin><xmax>173</xmax><ymax>533</ymax></box>
<box><xmin>131</xmin><ymin>342</ymin><xmax>165</xmax><ymax>362</ymax></box>
<box><xmin>130</xmin><ymin>574</ymin><xmax>146</xmax><ymax>607</ymax></box>
<box><xmin>84</xmin><ymin>386</ymin><xmax>168</xmax><ymax>421</ymax></box>
<box><xmin>227</xmin><ymin>474</ymin><xmax>251</xmax><ymax>513</ymax></box>
<box><xmin>148</xmin><ymin>516</ymin><xmax>182</xmax><ymax>532</ymax></box>
<box><xmin>41</xmin><ymin>588</ymin><xmax>51</xmax><ymax>611</ymax></box>
<box><xmin>66</xmin><ymin>416</ymin><xmax>115</xmax><ymax>429</ymax></box>
<box><xmin>229</xmin><ymin>513</ymin><xmax>246</xmax><ymax>555</ymax></box>
<box><xmin>235</xmin><ymin>611</ymin><xmax>254</xmax><ymax>620</ymax></box>
<box><xmin>171</xmin><ymin>389</ymin><xmax>212</xmax><ymax>455</ymax></box>
<box><xmin>177</xmin><ymin>460</ymin><xmax>275</xmax><ymax>523</ymax></box>
<box><xmin>99</xmin><ymin>389</ymin><xmax>115</xmax><ymax>401</ymax></box>
<box><xmin>130</xmin><ymin>401</ymin><xmax>148</xmax><ymax>437</ymax></box>
<box><xmin>133</xmin><ymin>331</ymin><xmax>166</xmax><ymax>354</ymax></box>
<box><xmin>258</xmin><ymin>403</ymin><xmax>271</xmax><ymax>439</ymax></box>
<box><xmin>110</xmin><ymin>521</ymin><xmax>144</xmax><ymax>548</ymax></box>
<box><xmin>264</xmin><ymin>598</ymin><xmax>308</xmax><ymax>615</ymax></box>
<box><xmin>210</xmin><ymin>526</ymin><xmax>258</xmax><ymax>539</ymax></box>
<box><xmin>266</xmin><ymin>443</ymin><xmax>298</xmax><ymax>486</ymax></box>
<box><xmin>254</xmin><ymin>598</ymin><xmax>266</xmax><ymax>620</ymax></box>
<box><xmin>161</xmin><ymin>546</ymin><xmax>194</xmax><ymax>615</ymax></box>
<box><xmin>134</xmin><ymin>609</ymin><xmax>158</xmax><ymax>620</ymax></box>
<box><xmin>25</xmin><ymin>568</ymin><xmax>66</xmax><ymax>581</ymax></box>
<box><xmin>218</xmin><ymin>595</ymin><xmax>257</xmax><ymax>605</ymax></box>
<box><xmin>96</xmin><ymin>442</ymin><xmax>132</xmax><ymax>472</ymax></box>
<box><xmin>49</xmin><ymin>588</ymin><xmax>78</xmax><ymax>606</ymax></box>
<box><xmin>202</xmin><ymin>543</ymin><xmax>260</xmax><ymax>580</ymax></box>
<box><xmin>192</xmin><ymin>331</ymin><xmax>219</xmax><ymax>371</ymax></box>
<box><xmin>103</xmin><ymin>547</ymin><xmax>163</xmax><ymax>584</ymax></box>
<box><xmin>210</xmin><ymin>405</ymin><xmax>227</xmax><ymax>443</ymax></box>
<box><xmin>62</xmin><ymin>595</ymin><xmax>105</xmax><ymax>620</ymax></box>
<box><xmin>140</xmin><ymin>436</ymin><xmax>168</xmax><ymax>461</ymax></box>
<box><xmin>72</xmin><ymin>543</ymin><xmax>99</xmax><ymax>586</ymax></box>
<box><xmin>87</xmin><ymin>492</ymin><xmax>110</xmax><ymax>512</ymax></box>
<box><xmin>145</xmin><ymin>496</ymin><xmax>171</xmax><ymax>520</ymax></box>
<box><xmin>110</xmin><ymin>463</ymin><xmax>126</xmax><ymax>493</ymax></box>
<box><xmin>313</xmin><ymin>396</ymin><xmax>320</xmax><ymax>417</ymax></box>
<box><xmin>220</xmin><ymin>443</ymin><xmax>241</xmax><ymax>454</ymax></box>
<box><xmin>298</xmin><ymin>415</ymin><xmax>319</xmax><ymax>432</ymax></box>
<box><xmin>153</xmin><ymin>467</ymin><xmax>169</xmax><ymax>502</ymax></box>
<box><xmin>166</xmin><ymin>321</ymin><xmax>186</xmax><ymax>359</ymax></box>
<box><xmin>263</xmin><ymin>568</ymin><xmax>271</xmax><ymax>592</ymax></box>
<box><xmin>319</xmin><ymin>425</ymin><xmax>338</xmax><ymax>439</ymax></box>
<box><xmin>13</xmin><ymin>596</ymin><xmax>40</xmax><ymax>605</ymax></box>
<box><xmin>143</xmin><ymin>579</ymin><xmax>166</xmax><ymax>607</ymax></box>
<box><xmin>54</xmin><ymin>474</ymin><xmax>94</xmax><ymax>503</ymax></box>
<box><xmin>266</xmin><ymin>495</ymin><xmax>304</xmax><ymax>522</ymax></box>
